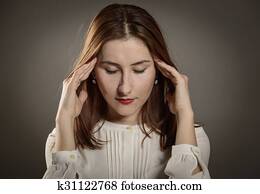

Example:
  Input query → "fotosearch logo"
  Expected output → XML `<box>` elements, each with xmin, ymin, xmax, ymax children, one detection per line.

<box><xmin>120</xmin><ymin>181</ymin><xmax>202</xmax><ymax>191</ymax></box>
<box><xmin>56</xmin><ymin>180</ymin><xmax>202</xmax><ymax>191</ymax></box>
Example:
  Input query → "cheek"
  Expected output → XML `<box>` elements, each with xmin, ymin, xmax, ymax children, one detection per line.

<box><xmin>95</xmin><ymin>71</ymin><xmax>118</xmax><ymax>95</ymax></box>
<box><xmin>135</xmin><ymin>72</ymin><xmax>156</xmax><ymax>98</ymax></box>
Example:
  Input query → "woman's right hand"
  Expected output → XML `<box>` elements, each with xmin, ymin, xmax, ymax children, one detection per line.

<box><xmin>55</xmin><ymin>58</ymin><xmax>97</xmax><ymax>122</ymax></box>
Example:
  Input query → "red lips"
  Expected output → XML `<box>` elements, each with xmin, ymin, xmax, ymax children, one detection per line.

<box><xmin>116</xmin><ymin>98</ymin><xmax>135</xmax><ymax>105</ymax></box>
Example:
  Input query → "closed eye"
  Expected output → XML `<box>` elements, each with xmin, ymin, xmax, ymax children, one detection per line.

<box><xmin>133</xmin><ymin>69</ymin><xmax>146</xmax><ymax>73</ymax></box>
<box><xmin>105</xmin><ymin>69</ymin><xmax>118</xmax><ymax>74</ymax></box>
<box><xmin>104</xmin><ymin>68</ymin><xmax>147</xmax><ymax>74</ymax></box>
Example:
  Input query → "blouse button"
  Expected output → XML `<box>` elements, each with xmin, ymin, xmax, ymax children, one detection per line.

<box><xmin>126</xmin><ymin>126</ymin><xmax>132</xmax><ymax>130</ymax></box>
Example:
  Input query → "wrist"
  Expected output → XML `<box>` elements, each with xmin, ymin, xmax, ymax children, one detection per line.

<box><xmin>176</xmin><ymin>109</ymin><xmax>194</xmax><ymax>119</ymax></box>
<box><xmin>55</xmin><ymin>116</ymin><xmax>75</xmax><ymax>128</ymax></box>
<box><xmin>55</xmin><ymin>111</ymin><xmax>74</xmax><ymax>123</ymax></box>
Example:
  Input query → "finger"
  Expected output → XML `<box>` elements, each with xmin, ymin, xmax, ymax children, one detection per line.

<box><xmin>78</xmin><ymin>61</ymin><xmax>96</xmax><ymax>82</ymax></box>
<box><xmin>75</xmin><ymin>57</ymin><xmax>97</xmax><ymax>72</ymax></box>
<box><xmin>156</xmin><ymin>64</ymin><xmax>172</xmax><ymax>78</ymax></box>
<box><xmin>71</xmin><ymin>58</ymin><xmax>97</xmax><ymax>86</ymax></box>
<box><xmin>156</xmin><ymin>64</ymin><xmax>178</xmax><ymax>85</ymax></box>
<box><xmin>70</xmin><ymin>58</ymin><xmax>96</xmax><ymax>78</ymax></box>
<box><xmin>156</xmin><ymin>60</ymin><xmax>181</xmax><ymax>79</ymax></box>
<box><xmin>75</xmin><ymin>67</ymin><xmax>94</xmax><ymax>89</ymax></box>
<box><xmin>155</xmin><ymin>60</ymin><xmax>183</xmax><ymax>85</ymax></box>
<box><xmin>73</xmin><ymin>58</ymin><xmax>97</xmax><ymax>79</ymax></box>
<box><xmin>80</xmin><ymin>58</ymin><xmax>96</xmax><ymax>80</ymax></box>
<box><xmin>65</xmin><ymin>58</ymin><xmax>96</xmax><ymax>82</ymax></box>
<box><xmin>154</xmin><ymin>60</ymin><xmax>172</xmax><ymax>77</ymax></box>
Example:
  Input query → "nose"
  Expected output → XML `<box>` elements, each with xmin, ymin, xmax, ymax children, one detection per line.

<box><xmin>117</xmin><ymin>72</ymin><xmax>132</xmax><ymax>96</ymax></box>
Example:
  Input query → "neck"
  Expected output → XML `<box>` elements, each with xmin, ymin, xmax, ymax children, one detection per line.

<box><xmin>104</xmin><ymin>109</ymin><xmax>141</xmax><ymax>125</ymax></box>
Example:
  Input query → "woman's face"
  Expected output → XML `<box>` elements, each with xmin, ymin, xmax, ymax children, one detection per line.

<box><xmin>94</xmin><ymin>37</ymin><xmax>156</xmax><ymax>124</ymax></box>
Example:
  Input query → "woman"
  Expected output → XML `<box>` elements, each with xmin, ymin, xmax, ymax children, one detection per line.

<box><xmin>43</xmin><ymin>3</ymin><xmax>210</xmax><ymax>178</ymax></box>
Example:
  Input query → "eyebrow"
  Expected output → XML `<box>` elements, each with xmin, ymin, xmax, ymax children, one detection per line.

<box><xmin>99</xmin><ymin>60</ymin><xmax>152</xmax><ymax>67</ymax></box>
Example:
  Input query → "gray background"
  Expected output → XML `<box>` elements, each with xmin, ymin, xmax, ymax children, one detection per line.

<box><xmin>0</xmin><ymin>0</ymin><xmax>259</xmax><ymax>178</ymax></box>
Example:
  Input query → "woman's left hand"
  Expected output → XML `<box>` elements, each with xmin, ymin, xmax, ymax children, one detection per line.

<box><xmin>155</xmin><ymin>59</ymin><xmax>194</xmax><ymax>116</ymax></box>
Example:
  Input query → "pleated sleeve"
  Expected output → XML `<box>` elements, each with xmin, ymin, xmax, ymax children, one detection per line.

<box><xmin>42</xmin><ymin>128</ymin><xmax>79</xmax><ymax>179</ymax></box>
<box><xmin>164</xmin><ymin>126</ymin><xmax>211</xmax><ymax>178</ymax></box>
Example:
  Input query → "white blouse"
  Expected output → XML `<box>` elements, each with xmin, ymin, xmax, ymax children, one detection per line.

<box><xmin>43</xmin><ymin>119</ymin><xmax>211</xmax><ymax>179</ymax></box>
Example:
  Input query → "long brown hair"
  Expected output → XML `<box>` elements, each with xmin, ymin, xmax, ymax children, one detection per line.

<box><xmin>66</xmin><ymin>3</ymin><xmax>200</xmax><ymax>151</ymax></box>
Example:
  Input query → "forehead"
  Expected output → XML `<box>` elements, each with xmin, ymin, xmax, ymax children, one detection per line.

<box><xmin>99</xmin><ymin>37</ymin><xmax>152</xmax><ymax>63</ymax></box>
